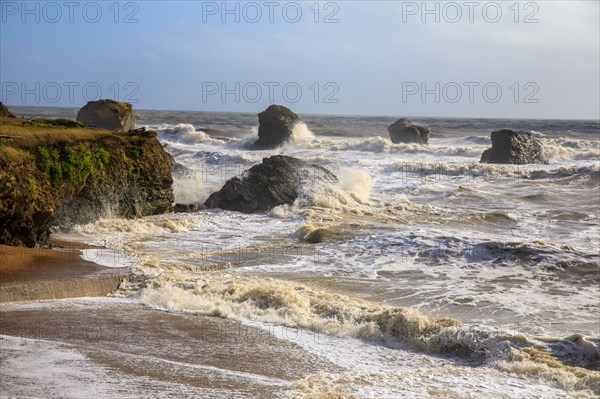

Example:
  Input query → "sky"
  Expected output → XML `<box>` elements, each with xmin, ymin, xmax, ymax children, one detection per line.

<box><xmin>1</xmin><ymin>0</ymin><xmax>599</xmax><ymax>119</ymax></box>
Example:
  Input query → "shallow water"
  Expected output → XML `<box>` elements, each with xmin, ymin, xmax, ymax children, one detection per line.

<box><xmin>33</xmin><ymin>106</ymin><xmax>600</xmax><ymax>397</ymax></box>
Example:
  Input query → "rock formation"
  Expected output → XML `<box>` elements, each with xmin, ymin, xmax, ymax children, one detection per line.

<box><xmin>76</xmin><ymin>99</ymin><xmax>134</xmax><ymax>132</ymax></box>
<box><xmin>205</xmin><ymin>155</ymin><xmax>337</xmax><ymax>213</ymax></box>
<box><xmin>480</xmin><ymin>129</ymin><xmax>548</xmax><ymax>164</ymax></box>
<box><xmin>0</xmin><ymin>118</ymin><xmax>173</xmax><ymax>247</ymax></box>
<box><xmin>250</xmin><ymin>105</ymin><xmax>302</xmax><ymax>149</ymax></box>
<box><xmin>0</xmin><ymin>102</ymin><xmax>15</xmax><ymax>118</ymax></box>
<box><xmin>387</xmin><ymin>119</ymin><xmax>429</xmax><ymax>144</ymax></box>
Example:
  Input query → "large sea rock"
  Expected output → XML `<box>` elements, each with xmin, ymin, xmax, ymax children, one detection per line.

<box><xmin>480</xmin><ymin>129</ymin><xmax>548</xmax><ymax>164</ymax></box>
<box><xmin>76</xmin><ymin>99</ymin><xmax>134</xmax><ymax>132</ymax></box>
<box><xmin>205</xmin><ymin>155</ymin><xmax>337</xmax><ymax>213</ymax></box>
<box><xmin>387</xmin><ymin>119</ymin><xmax>429</xmax><ymax>144</ymax></box>
<box><xmin>250</xmin><ymin>105</ymin><xmax>301</xmax><ymax>149</ymax></box>
<box><xmin>0</xmin><ymin>128</ymin><xmax>173</xmax><ymax>247</ymax></box>
<box><xmin>0</xmin><ymin>102</ymin><xmax>15</xmax><ymax>118</ymax></box>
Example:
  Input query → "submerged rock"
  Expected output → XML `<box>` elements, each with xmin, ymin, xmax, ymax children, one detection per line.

<box><xmin>0</xmin><ymin>102</ymin><xmax>15</xmax><ymax>118</ymax></box>
<box><xmin>205</xmin><ymin>155</ymin><xmax>337</xmax><ymax>213</ymax></box>
<box><xmin>480</xmin><ymin>129</ymin><xmax>548</xmax><ymax>164</ymax></box>
<box><xmin>387</xmin><ymin>118</ymin><xmax>429</xmax><ymax>144</ymax></box>
<box><xmin>250</xmin><ymin>105</ymin><xmax>302</xmax><ymax>149</ymax></box>
<box><xmin>76</xmin><ymin>99</ymin><xmax>134</xmax><ymax>132</ymax></box>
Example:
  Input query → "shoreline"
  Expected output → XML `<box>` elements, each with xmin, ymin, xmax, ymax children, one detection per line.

<box><xmin>0</xmin><ymin>244</ymin><xmax>128</xmax><ymax>302</ymax></box>
<box><xmin>0</xmin><ymin>298</ymin><xmax>340</xmax><ymax>398</ymax></box>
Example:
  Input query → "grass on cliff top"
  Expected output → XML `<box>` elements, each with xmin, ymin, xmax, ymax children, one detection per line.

<box><xmin>0</xmin><ymin>117</ymin><xmax>118</xmax><ymax>161</ymax></box>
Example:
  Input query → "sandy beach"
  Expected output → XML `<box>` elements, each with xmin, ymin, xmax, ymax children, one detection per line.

<box><xmin>0</xmin><ymin>244</ymin><xmax>127</xmax><ymax>302</ymax></box>
<box><xmin>0</xmin><ymin>244</ymin><xmax>341</xmax><ymax>398</ymax></box>
<box><xmin>0</xmin><ymin>298</ymin><xmax>339</xmax><ymax>398</ymax></box>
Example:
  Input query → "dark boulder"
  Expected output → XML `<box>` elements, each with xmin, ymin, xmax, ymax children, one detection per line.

<box><xmin>0</xmin><ymin>102</ymin><xmax>15</xmax><ymax>118</ymax></box>
<box><xmin>387</xmin><ymin>119</ymin><xmax>429</xmax><ymax>144</ymax></box>
<box><xmin>250</xmin><ymin>105</ymin><xmax>302</xmax><ymax>149</ymax></box>
<box><xmin>480</xmin><ymin>129</ymin><xmax>548</xmax><ymax>164</ymax></box>
<box><xmin>205</xmin><ymin>155</ymin><xmax>337</xmax><ymax>213</ymax></box>
<box><xmin>76</xmin><ymin>99</ymin><xmax>134</xmax><ymax>132</ymax></box>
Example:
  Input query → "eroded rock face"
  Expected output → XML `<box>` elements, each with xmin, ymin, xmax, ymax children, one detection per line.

<box><xmin>0</xmin><ymin>102</ymin><xmax>15</xmax><ymax>118</ymax></box>
<box><xmin>205</xmin><ymin>155</ymin><xmax>337</xmax><ymax>213</ymax></box>
<box><xmin>480</xmin><ymin>129</ymin><xmax>548</xmax><ymax>164</ymax></box>
<box><xmin>250</xmin><ymin>105</ymin><xmax>301</xmax><ymax>149</ymax></box>
<box><xmin>76</xmin><ymin>99</ymin><xmax>134</xmax><ymax>132</ymax></box>
<box><xmin>387</xmin><ymin>119</ymin><xmax>429</xmax><ymax>144</ymax></box>
<box><xmin>0</xmin><ymin>129</ymin><xmax>173</xmax><ymax>247</ymax></box>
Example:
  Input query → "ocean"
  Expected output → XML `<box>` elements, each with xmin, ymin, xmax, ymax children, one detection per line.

<box><xmin>6</xmin><ymin>106</ymin><xmax>600</xmax><ymax>397</ymax></box>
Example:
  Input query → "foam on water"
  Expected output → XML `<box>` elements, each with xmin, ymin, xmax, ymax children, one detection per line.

<box><xmin>80</xmin><ymin>248</ymin><xmax>135</xmax><ymax>268</ymax></box>
<box><xmin>139</xmin><ymin>273</ymin><xmax>599</xmax><ymax>394</ymax></box>
<box><xmin>291</xmin><ymin>167</ymin><xmax>372</xmax><ymax>211</ymax></box>
<box><xmin>50</xmin><ymin>116</ymin><xmax>600</xmax><ymax>397</ymax></box>
<box><xmin>291</xmin><ymin>122</ymin><xmax>315</xmax><ymax>144</ymax></box>
<box><xmin>173</xmin><ymin>171</ymin><xmax>216</xmax><ymax>204</ymax></box>
<box><xmin>156</xmin><ymin>123</ymin><xmax>217</xmax><ymax>144</ymax></box>
<box><xmin>72</xmin><ymin>216</ymin><xmax>198</xmax><ymax>235</ymax></box>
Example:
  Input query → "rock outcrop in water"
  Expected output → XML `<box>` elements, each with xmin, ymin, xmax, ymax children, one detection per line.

<box><xmin>387</xmin><ymin>118</ymin><xmax>429</xmax><ymax>144</ymax></box>
<box><xmin>0</xmin><ymin>116</ymin><xmax>173</xmax><ymax>247</ymax></box>
<box><xmin>250</xmin><ymin>105</ymin><xmax>301</xmax><ymax>149</ymax></box>
<box><xmin>76</xmin><ymin>99</ymin><xmax>134</xmax><ymax>132</ymax></box>
<box><xmin>480</xmin><ymin>129</ymin><xmax>548</xmax><ymax>164</ymax></box>
<box><xmin>205</xmin><ymin>155</ymin><xmax>337</xmax><ymax>213</ymax></box>
<box><xmin>0</xmin><ymin>102</ymin><xmax>15</xmax><ymax>118</ymax></box>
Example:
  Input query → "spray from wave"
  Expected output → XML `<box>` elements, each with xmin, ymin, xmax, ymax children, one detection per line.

<box><xmin>290</xmin><ymin>122</ymin><xmax>315</xmax><ymax>144</ymax></box>
<box><xmin>281</xmin><ymin>167</ymin><xmax>372</xmax><ymax>212</ymax></box>
<box><xmin>172</xmin><ymin>172</ymin><xmax>217</xmax><ymax>204</ymax></box>
<box><xmin>156</xmin><ymin>123</ymin><xmax>216</xmax><ymax>144</ymax></box>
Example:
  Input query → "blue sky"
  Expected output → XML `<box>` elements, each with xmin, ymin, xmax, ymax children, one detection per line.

<box><xmin>1</xmin><ymin>1</ymin><xmax>599</xmax><ymax>118</ymax></box>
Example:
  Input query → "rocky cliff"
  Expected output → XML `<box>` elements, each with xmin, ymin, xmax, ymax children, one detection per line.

<box><xmin>0</xmin><ymin>117</ymin><xmax>173</xmax><ymax>247</ymax></box>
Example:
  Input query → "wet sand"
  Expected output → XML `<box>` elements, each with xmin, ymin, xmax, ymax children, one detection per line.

<box><xmin>0</xmin><ymin>298</ymin><xmax>340</xmax><ymax>398</ymax></box>
<box><xmin>0</xmin><ymin>244</ymin><xmax>127</xmax><ymax>302</ymax></box>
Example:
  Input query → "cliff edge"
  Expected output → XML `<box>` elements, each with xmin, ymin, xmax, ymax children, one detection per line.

<box><xmin>0</xmin><ymin>117</ymin><xmax>173</xmax><ymax>247</ymax></box>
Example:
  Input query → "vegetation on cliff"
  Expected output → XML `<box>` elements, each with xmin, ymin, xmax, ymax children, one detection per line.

<box><xmin>0</xmin><ymin>117</ymin><xmax>173</xmax><ymax>247</ymax></box>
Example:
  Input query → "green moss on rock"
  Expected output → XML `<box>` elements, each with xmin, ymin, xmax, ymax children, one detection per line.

<box><xmin>1</xmin><ymin>120</ymin><xmax>173</xmax><ymax>247</ymax></box>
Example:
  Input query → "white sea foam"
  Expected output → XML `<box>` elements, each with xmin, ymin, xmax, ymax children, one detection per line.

<box><xmin>156</xmin><ymin>123</ymin><xmax>217</xmax><ymax>144</ymax></box>
<box><xmin>72</xmin><ymin>216</ymin><xmax>198</xmax><ymax>235</ymax></box>
<box><xmin>337</xmin><ymin>168</ymin><xmax>372</xmax><ymax>203</ymax></box>
<box><xmin>291</xmin><ymin>122</ymin><xmax>315</xmax><ymax>144</ymax></box>
<box><xmin>139</xmin><ymin>273</ymin><xmax>600</xmax><ymax>394</ymax></box>
<box><xmin>50</xmin><ymin>116</ymin><xmax>599</xmax><ymax>397</ymax></box>
<box><xmin>294</xmin><ymin>170</ymin><xmax>372</xmax><ymax>211</ymax></box>
<box><xmin>80</xmin><ymin>248</ymin><xmax>135</xmax><ymax>268</ymax></box>
<box><xmin>173</xmin><ymin>172</ymin><xmax>216</xmax><ymax>204</ymax></box>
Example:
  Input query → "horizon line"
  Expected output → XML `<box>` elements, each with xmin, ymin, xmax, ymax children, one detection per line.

<box><xmin>5</xmin><ymin>104</ymin><xmax>600</xmax><ymax>122</ymax></box>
